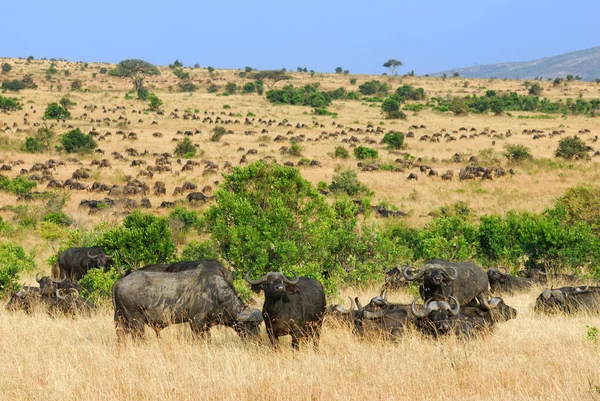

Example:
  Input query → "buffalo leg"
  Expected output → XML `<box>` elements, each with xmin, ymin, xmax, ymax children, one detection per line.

<box><xmin>190</xmin><ymin>316</ymin><xmax>211</xmax><ymax>341</ymax></box>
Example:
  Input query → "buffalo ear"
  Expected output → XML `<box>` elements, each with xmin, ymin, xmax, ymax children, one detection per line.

<box><xmin>286</xmin><ymin>285</ymin><xmax>299</xmax><ymax>294</ymax></box>
<box><xmin>251</xmin><ymin>284</ymin><xmax>263</xmax><ymax>294</ymax></box>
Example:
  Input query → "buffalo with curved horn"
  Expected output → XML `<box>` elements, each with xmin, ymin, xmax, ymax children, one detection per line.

<box><xmin>535</xmin><ymin>285</ymin><xmax>600</xmax><ymax>314</ymax></box>
<box><xmin>53</xmin><ymin>247</ymin><xmax>112</xmax><ymax>281</ymax></box>
<box><xmin>487</xmin><ymin>267</ymin><xmax>533</xmax><ymax>295</ymax></box>
<box><xmin>352</xmin><ymin>296</ymin><xmax>412</xmax><ymax>339</ymax></box>
<box><xmin>247</xmin><ymin>270</ymin><xmax>325</xmax><ymax>350</ymax></box>
<box><xmin>403</xmin><ymin>259</ymin><xmax>495</xmax><ymax>310</ymax></box>
<box><xmin>35</xmin><ymin>272</ymin><xmax>79</xmax><ymax>296</ymax></box>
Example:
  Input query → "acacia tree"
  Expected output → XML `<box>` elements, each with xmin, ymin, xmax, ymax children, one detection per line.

<box><xmin>250</xmin><ymin>69</ymin><xmax>291</xmax><ymax>89</ymax></box>
<box><xmin>108</xmin><ymin>59</ymin><xmax>160</xmax><ymax>91</ymax></box>
<box><xmin>383</xmin><ymin>59</ymin><xmax>403</xmax><ymax>76</ymax></box>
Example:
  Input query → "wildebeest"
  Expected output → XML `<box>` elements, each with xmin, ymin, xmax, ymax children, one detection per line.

<box><xmin>487</xmin><ymin>267</ymin><xmax>533</xmax><ymax>295</ymax></box>
<box><xmin>52</xmin><ymin>247</ymin><xmax>113</xmax><ymax>281</ymax></box>
<box><xmin>187</xmin><ymin>192</ymin><xmax>212</xmax><ymax>203</ymax></box>
<box><xmin>534</xmin><ymin>285</ymin><xmax>600</xmax><ymax>314</ymax></box>
<box><xmin>403</xmin><ymin>259</ymin><xmax>494</xmax><ymax>309</ymax></box>
<box><xmin>112</xmin><ymin>268</ymin><xmax>263</xmax><ymax>339</ymax></box>
<box><xmin>246</xmin><ymin>271</ymin><xmax>326</xmax><ymax>349</ymax></box>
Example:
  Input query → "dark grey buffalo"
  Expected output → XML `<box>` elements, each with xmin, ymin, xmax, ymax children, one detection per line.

<box><xmin>35</xmin><ymin>273</ymin><xmax>80</xmax><ymax>296</ymax></box>
<box><xmin>246</xmin><ymin>271</ymin><xmax>326</xmax><ymax>349</ymax></box>
<box><xmin>187</xmin><ymin>192</ymin><xmax>212</xmax><ymax>203</ymax></box>
<box><xmin>352</xmin><ymin>297</ymin><xmax>412</xmax><ymax>339</ymax></box>
<box><xmin>403</xmin><ymin>259</ymin><xmax>494</xmax><ymax>309</ymax></box>
<box><xmin>6</xmin><ymin>287</ymin><xmax>95</xmax><ymax>316</ymax></box>
<box><xmin>327</xmin><ymin>290</ymin><xmax>389</xmax><ymax>327</ymax></box>
<box><xmin>112</xmin><ymin>268</ymin><xmax>262</xmax><ymax>339</ymax></box>
<box><xmin>487</xmin><ymin>268</ymin><xmax>533</xmax><ymax>295</ymax></box>
<box><xmin>534</xmin><ymin>286</ymin><xmax>600</xmax><ymax>314</ymax></box>
<box><xmin>136</xmin><ymin>260</ymin><xmax>233</xmax><ymax>284</ymax></box>
<box><xmin>53</xmin><ymin>247</ymin><xmax>113</xmax><ymax>281</ymax></box>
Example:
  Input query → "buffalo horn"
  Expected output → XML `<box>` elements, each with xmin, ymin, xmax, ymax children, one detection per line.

<box><xmin>541</xmin><ymin>290</ymin><xmax>552</xmax><ymax>300</ymax></box>
<box><xmin>245</xmin><ymin>271</ymin><xmax>269</xmax><ymax>285</ymax></box>
<box><xmin>410</xmin><ymin>298</ymin><xmax>432</xmax><ymax>318</ymax></box>
<box><xmin>87</xmin><ymin>251</ymin><xmax>99</xmax><ymax>259</ymax></box>
<box><xmin>443</xmin><ymin>266</ymin><xmax>459</xmax><ymax>281</ymax></box>
<box><xmin>355</xmin><ymin>297</ymin><xmax>364</xmax><ymax>313</ymax></box>
<box><xmin>56</xmin><ymin>288</ymin><xmax>67</xmax><ymax>300</ymax></box>
<box><xmin>363</xmin><ymin>305</ymin><xmax>390</xmax><ymax>320</ymax></box>
<box><xmin>500</xmin><ymin>266</ymin><xmax>509</xmax><ymax>274</ymax></box>
<box><xmin>403</xmin><ymin>266</ymin><xmax>426</xmax><ymax>281</ymax></box>
<box><xmin>50</xmin><ymin>274</ymin><xmax>65</xmax><ymax>283</ymax></box>
<box><xmin>35</xmin><ymin>273</ymin><xmax>42</xmax><ymax>283</ymax></box>
<box><xmin>575</xmin><ymin>286</ymin><xmax>590</xmax><ymax>293</ymax></box>
<box><xmin>446</xmin><ymin>296</ymin><xmax>461</xmax><ymax>316</ymax></box>
<box><xmin>489</xmin><ymin>297</ymin><xmax>503</xmax><ymax>308</ymax></box>
<box><xmin>282</xmin><ymin>271</ymin><xmax>299</xmax><ymax>285</ymax></box>
<box><xmin>333</xmin><ymin>297</ymin><xmax>355</xmax><ymax>315</ymax></box>
<box><xmin>105</xmin><ymin>253</ymin><xmax>115</xmax><ymax>259</ymax></box>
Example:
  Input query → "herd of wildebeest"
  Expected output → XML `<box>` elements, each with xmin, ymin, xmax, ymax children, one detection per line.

<box><xmin>6</xmin><ymin>246</ymin><xmax>599</xmax><ymax>348</ymax></box>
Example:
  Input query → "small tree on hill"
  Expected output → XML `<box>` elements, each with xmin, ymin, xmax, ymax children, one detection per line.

<box><xmin>1</xmin><ymin>63</ymin><xmax>11</xmax><ymax>73</ymax></box>
<box><xmin>44</xmin><ymin>103</ymin><xmax>71</xmax><ymax>120</ymax></box>
<box><xmin>335</xmin><ymin>67</ymin><xmax>343</xmax><ymax>74</ymax></box>
<box><xmin>555</xmin><ymin>136</ymin><xmax>589</xmax><ymax>159</ymax></box>
<box><xmin>383</xmin><ymin>59</ymin><xmax>402</xmax><ymax>76</ymax></box>
<box><xmin>147</xmin><ymin>93</ymin><xmax>163</xmax><ymax>112</ymax></box>
<box><xmin>383</xmin><ymin>131</ymin><xmax>404</xmax><ymax>149</ymax></box>
<box><xmin>174</xmin><ymin>137</ymin><xmax>197</xmax><ymax>158</ymax></box>
<box><xmin>108</xmin><ymin>59</ymin><xmax>160</xmax><ymax>91</ymax></box>
<box><xmin>251</xmin><ymin>70</ymin><xmax>291</xmax><ymax>88</ymax></box>
<box><xmin>60</xmin><ymin>128</ymin><xmax>97</xmax><ymax>153</ymax></box>
<box><xmin>528</xmin><ymin>83</ymin><xmax>543</xmax><ymax>96</ymax></box>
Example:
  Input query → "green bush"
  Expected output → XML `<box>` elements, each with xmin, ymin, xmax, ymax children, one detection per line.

<box><xmin>0</xmin><ymin>95</ymin><xmax>21</xmax><ymax>111</ymax></box>
<box><xmin>555</xmin><ymin>136</ymin><xmax>589</xmax><ymax>159</ymax></box>
<box><xmin>96</xmin><ymin>211</ymin><xmax>176</xmax><ymax>273</ymax></box>
<box><xmin>169</xmin><ymin>207</ymin><xmax>201</xmax><ymax>233</ymax></box>
<box><xmin>503</xmin><ymin>144</ymin><xmax>532</xmax><ymax>161</ymax></box>
<box><xmin>1</xmin><ymin>63</ymin><xmax>12</xmax><ymax>73</ymax></box>
<box><xmin>395</xmin><ymin>84</ymin><xmax>426</xmax><ymax>101</ymax></box>
<box><xmin>225</xmin><ymin>82</ymin><xmax>238</xmax><ymax>94</ymax></box>
<box><xmin>181</xmin><ymin>240</ymin><xmax>221</xmax><ymax>262</ymax></box>
<box><xmin>174</xmin><ymin>137</ymin><xmax>197</xmax><ymax>158</ymax></box>
<box><xmin>59</xmin><ymin>96</ymin><xmax>75</xmax><ymax>109</ymax></box>
<box><xmin>42</xmin><ymin>211</ymin><xmax>72</xmax><ymax>227</ymax></box>
<box><xmin>334</xmin><ymin>146</ymin><xmax>349</xmax><ymax>159</ymax></box>
<box><xmin>243</xmin><ymin>82</ymin><xmax>256</xmax><ymax>93</ymax></box>
<box><xmin>288</xmin><ymin>140</ymin><xmax>302</xmax><ymax>156</ymax></box>
<box><xmin>528</xmin><ymin>83</ymin><xmax>543</xmax><ymax>96</ymax></box>
<box><xmin>178</xmin><ymin>82</ymin><xmax>197</xmax><ymax>92</ymax></box>
<box><xmin>0</xmin><ymin>176</ymin><xmax>37</xmax><ymax>195</ymax></box>
<box><xmin>416</xmin><ymin>216</ymin><xmax>479</xmax><ymax>261</ymax></box>
<box><xmin>60</xmin><ymin>128</ymin><xmax>97</xmax><ymax>153</ymax></box>
<box><xmin>329</xmin><ymin>169</ymin><xmax>371</xmax><ymax>196</ymax></box>
<box><xmin>78</xmin><ymin>267</ymin><xmax>121</xmax><ymax>304</ymax></box>
<box><xmin>211</xmin><ymin>126</ymin><xmax>226</xmax><ymax>142</ymax></box>
<box><xmin>44</xmin><ymin>103</ymin><xmax>71</xmax><ymax>120</ymax></box>
<box><xmin>137</xmin><ymin>87</ymin><xmax>149</xmax><ymax>100</ymax></box>
<box><xmin>22</xmin><ymin>127</ymin><xmax>54</xmax><ymax>153</ymax></box>
<box><xmin>1</xmin><ymin>80</ymin><xmax>25</xmax><ymax>91</ymax></box>
<box><xmin>23</xmin><ymin>137</ymin><xmax>44</xmax><ymax>153</ymax></box>
<box><xmin>147</xmin><ymin>93</ymin><xmax>163</xmax><ymax>111</ymax></box>
<box><xmin>0</xmin><ymin>242</ymin><xmax>36</xmax><ymax>295</ymax></box>
<box><xmin>551</xmin><ymin>185</ymin><xmax>600</xmax><ymax>233</ymax></box>
<box><xmin>99</xmin><ymin>67</ymin><xmax>108</xmax><ymax>74</ymax></box>
<box><xmin>266</xmin><ymin>84</ymin><xmax>332</xmax><ymax>107</ymax></box>
<box><xmin>358</xmin><ymin>80</ymin><xmax>389</xmax><ymax>96</ymax></box>
<box><xmin>383</xmin><ymin>131</ymin><xmax>404</xmax><ymax>149</ymax></box>
<box><xmin>353</xmin><ymin>146</ymin><xmax>378</xmax><ymax>160</ymax></box>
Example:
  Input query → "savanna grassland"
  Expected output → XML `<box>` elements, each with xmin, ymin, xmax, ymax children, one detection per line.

<box><xmin>1</xmin><ymin>58</ymin><xmax>600</xmax><ymax>400</ymax></box>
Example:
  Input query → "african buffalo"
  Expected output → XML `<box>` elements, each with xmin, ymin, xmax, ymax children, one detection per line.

<box><xmin>136</xmin><ymin>260</ymin><xmax>233</xmax><ymax>284</ymax></box>
<box><xmin>487</xmin><ymin>268</ymin><xmax>533</xmax><ymax>295</ymax></box>
<box><xmin>53</xmin><ymin>246</ymin><xmax>113</xmax><ymax>281</ymax></box>
<box><xmin>352</xmin><ymin>297</ymin><xmax>412</xmax><ymax>339</ymax></box>
<box><xmin>246</xmin><ymin>271</ymin><xmax>326</xmax><ymax>349</ymax></box>
<box><xmin>6</xmin><ymin>287</ymin><xmax>95</xmax><ymax>316</ymax></box>
<box><xmin>35</xmin><ymin>273</ymin><xmax>80</xmax><ymax>296</ymax></box>
<box><xmin>112</xmin><ymin>269</ymin><xmax>262</xmax><ymax>339</ymax></box>
<box><xmin>403</xmin><ymin>259</ymin><xmax>494</xmax><ymax>309</ymax></box>
<box><xmin>534</xmin><ymin>285</ymin><xmax>600</xmax><ymax>314</ymax></box>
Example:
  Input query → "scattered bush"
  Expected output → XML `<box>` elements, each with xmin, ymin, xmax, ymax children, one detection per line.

<box><xmin>211</xmin><ymin>126</ymin><xmax>226</xmax><ymax>142</ymax></box>
<box><xmin>1</xmin><ymin>80</ymin><xmax>25</xmax><ymax>91</ymax></box>
<box><xmin>528</xmin><ymin>83</ymin><xmax>543</xmax><ymax>96</ymax></box>
<box><xmin>44</xmin><ymin>103</ymin><xmax>71</xmax><ymax>120</ymax></box>
<box><xmin>22</xmin><ymin>127</ymin><xmax>54</xmax><ymax>153</ymax></box>
<box><xmin>0</xmin><ymin>242</ymin><xmax>36</xmax><ymax>296</ymax></box>
<box><xmin>0</xmin><ymin>95</ymin><xmax>21</xmax><ymax>111</ymax></box>
<box><xmin>243</xmin><ymin>82</ymin><xmax>256</xmax><ymax>93</ymax></box>
<box><xmin>395</xmin><ymin>84</ymin><xmax>426</xmax><ymax>101</ymax></box>
<box><xmin>147</xmin><ymin>93</ymin><xmax>163</xmax><ymax>112</ymax></box>
<box><xmin>266</xmin><ymin>84</ymin><xmax>332</xmax><ymax>107</ymax></box>
<box><xmin>1</xmin><ymin>63</ymin><xmax>11</xmax><ymax>73</ymax></box>
<box><xmin>174</xmin><ymin>137</ymin><xmax>197</xmax><ymax>158</ymax></box>
<box><xmin>503</xmin><ymin>144</ymin><xmax>532</xmax><ymax>161</ymax></box>
<box><xmin>358</xmin><ymin>80</ymin><xmax>389</xmax><ymax>96</ymax></box>
<box><xmin>225</xmin><ymin>82</ymin><xmax>238</xmax><ymax>94</ymax></box>
<box><xmin>0</xmin><ymin>176</ymin><xmax>37</xmax><ymax>195</ymax></box>
<box><xmin>178</xmin><ymin>82</ymin><xmax>197</xmax><ymax>92</ymax></box>
<box><xmin>181</xmin><ymin>240</ymin><xmax>221</xmax><ymax>261</ymax></box>
<box><xmin>42</xmin><ymin>211</ymin><xmax>72</xmax><ymax>227</ymax></box>
<box><xmin>334</xmin><ymin>146</ymin><xmax>349</xmax><ymax>159</ymax></box>
<box><xmin>383</xmin><ymin>131</ymin><xmax>404</xmax><ymax>149</ymax></box>
<box><xmin>99</xmin><ymin>67</ymin><xmax>108</xmax><ymax>74</ymax></box>
<box><xmin>354</xmin><ymin>146</ymin><xmax>379</xmax><ymax>160</ymax></box>
<box><xmin>329</xmin><ymin>169</ymin><xmax>371</xmax><ymax>196</ymax></box>
<box><xmin>136</xmin><ymin>87</ymin><xmax>149</xmax><ymax>100</ymax></box>
<box><xmin>555</xmin><ymin>136</ymin><xmax>589</xmax><ymax>159</ymax></box>
<box><xmin>288</xmin><ymin>140</ymin><xmax>302</xmax><ymax>156</ymax></box>
<box><xmin>60</xmin><ymin>128</ymin><xmax>97</xmax><ymax>153</ymax></box>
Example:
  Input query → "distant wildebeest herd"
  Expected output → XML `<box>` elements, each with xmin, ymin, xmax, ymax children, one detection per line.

<box><xmin>5</xmin><ymin>246</ymin><xmax>600</xmax><ymax>348</ymax></box>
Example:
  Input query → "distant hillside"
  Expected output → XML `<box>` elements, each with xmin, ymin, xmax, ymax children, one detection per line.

<box><xmin>431</xmin><ymin>46</ymin><xmax>600</xmax><ymax>81</ymax></box>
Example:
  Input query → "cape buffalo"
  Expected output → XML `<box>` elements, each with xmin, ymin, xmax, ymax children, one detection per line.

<box><xmin>134</xmin><ymin>260</ymin><xmax>233</xmax><ymax>284</ymax></box>
<box><xmin>403</xmin><ymin>259</ymin><xmax>495</xmax><ymax>309</ymax></box>
<box><xmin>352</xmin><ymin>297</ymin><xmax>412</xmax><ymax>339</ymax></box>
<box><xmin>6</xmin><ymin>287</ymin><xmax>95</xmax><ymax>316</ymax></box>
<box><xmin>53</xmin><ymin>247</ymin><xmax>113</xmax><ymax>281</ymax></box>
<box><xmin>112</xmin><ymin>269</ymin><xmax>262</xmax><ymax>339</ymax></box>
<box><xmin>246</xmin><ymin>271</ymin><xmax>326</xmax><ymax>349</ymax></box>
<box><xmin>35</xmin><ymin>273</ymin><xmax>80</xmax><ymax>296</ymax></box>
<box><xmin>534</xmin><ymin>285</ymin><xmax>600</xmax><ymax>314</ymax></box>
<box><xmin>487</xmin><ymin>267</ymin><xmax>533</xmax><ymax>295</ymax></box>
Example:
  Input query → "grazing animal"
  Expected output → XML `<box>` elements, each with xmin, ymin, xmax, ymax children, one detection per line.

<box><xmin>487</xmin><ymin>267</ymin><xmax>533</xmax><ymax>295</ymax></box>
<box><xmin>112</xmin><ymin>269</ymin><xmax>263</xmax><ymax>339</ymax></box>
<box><xmin>534</xmin><ymin>286</ymin><xmax>600</xmax><ymax>314</ymax></box>
<box><xmin>53</xmin><ymin>247</ymin><xmax>113</xmax><ymax>281</ymax></box>
<box><xmin>246</xmin><ymin>271</ymin><xmax>326</xmax><ymax>349</ymax></box>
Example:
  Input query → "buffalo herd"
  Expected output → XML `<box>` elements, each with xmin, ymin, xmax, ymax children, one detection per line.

<box><xmin>5</xmin><ymin>246</ymin><xmax>600</xmax><ymax>348</ymax></box>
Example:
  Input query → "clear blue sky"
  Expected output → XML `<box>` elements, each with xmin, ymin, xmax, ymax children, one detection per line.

<box><xmin>3</xmin><ymin>0</ymin><xmax>599</xmax><ymax>75</ymax></box>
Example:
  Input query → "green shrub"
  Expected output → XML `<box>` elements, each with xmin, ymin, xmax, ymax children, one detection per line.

<box><xmin>243</xmin><ymin>82</ymin><xmax>256</xmax><ymax>93</ymax></box>
<box><xmin>555</xmin><ymin>136</ymin><xmax>589</xmax><ymax>159</ymax></box>
<box><xmin>23</xmin><ymin>137</ymin><xmax>44</xmax><ymax>153</ymax></box>
<box><xmin>358</xmin><ymin>80</ymin><xmax>389</xmax><ymax>96</ymax></box>
<box><xmin>42</xmin><ymin>211</ymin><xmax>72</xmax><ymax>227</ymax></box>
<box><xmin>174</xmin><ymin>137</ymin><xmax>197</xmax><ymax>158</ymax></box>
<box><xmin>59</xmin><ymin>96</ymin><xmax>75</xmax><ymax>109</ymax></box>
<box><xmin>44</xmin><ymin>103</ymin><xmax>71</xmax><ymax>120</ymax></box>
<box><xmin>383</xmin><ymin>131</ymin><xmax>404</xmax><ymax>149</ymax></box>
<box><xmin>207</xmin><ymin>84</ymin><xmax>219</xmax><ymax>93</ymax></box>
<box><xmin>551</xmin><ymin>185</ymin><xmax>600</xmax><ymax>233</ymax></box>
<box><xmin>416</xmin><ymin>216</ymin><xmax>479</xmax><ymax>261</ymax></box>
<box><xmin>22</xmin><ymin>127</ymin><xmax>54</xmax><ymax>153</ymax></box>
<box><xmin>381</xmin><ymin>97</ymin><xmax>400</xmax><ymax>119</ymax></box>
<box><xmin>0</xmin><ymin>176</ymin><xmax>37</xmax><ymax>195</ymax></box>
<box><xmin>0</xmin><ymin>242</ymin><xmax>36</xmax><ymax>295</ymax></box>
<box><xmin>329</xmin><ymin>169</ymin><xmax>371</xmax><ymax>196</ymax></box>
<box><xmin>503</xmin><ymin>144</ymin><xmax>532</xmax><ymax>161</ymax></box>
<box><xmin>353</xmin><ymin>146</ymin><xmax>378</xmax><ymax>160</ymax></box>
<box><xmin>60</xmin><ymin>128</ymin><xmax>97</xmax><ymax>153</ymax></box>
<box><xmin>0</xmin><ymin>95</ymin><xmax>21</xmax><ymax>111</ymax></box>
<box><xmin>528</xmin><ymin>83</ymin><xmax>543</xmax><ymax>96</ymax></box>
<box><xmin>395</xmin><ymin>84</ymin><xmax>426</xmax><ymax>100</ymax></box>
<box><xmin>147</xmin><ymin>93</ymin><xmax>163</xmax><ymax>111</ymax></box>
<box><xmin>99</xmin><ymin>67</ymin><xmax>108</xmax><ymax>74</ymax></box>
<box><xmin>288</xmin><ymin>140</ymin><xmax>302</xmax><ymax>156</ymax></box>
<box><xmin>78</xmin><ymin>267</ymin><xmax>121</xmax><ymax>304</ymax></box>
<box><xmin>334</xmin><ymin>146</ymin><xmax>349</xmax><ymax>159</ymax></box>
<box><xmin>181</xmin><ymin>240</ymin><xmax>221</xmax><ymax>261</ymax></box>
<box><xmin>137</xmin><ymin>87</ymin><xmax>149</xmax><ymax>100</ymax></box>
<box><xmin>211</xmin><ymin>126</ymin><xmax>226</xmax><ymax>142</ymax></box>
<box><xmin>169</xmin><ymin>207</ymin><xmax>201</xmax><ymax>232</ymax></box>
<box><xmin>265</xmin><ymin>84</ymin><xmax>332</xmax><ymax>107</ymax></box>
<box><xmin>178</xmin><ymin>82</ymin><xmax>197</xmax><ymax>92</ymax></box>
<box><xmin>350</xmin><ymin>78</ymin><xmax>357</xmax><ymax>85</ymax></box>
<box><xmin>1</xmin><ymin>80</ymin><xmax>25</xmax><ymax>91</ymax></box>
<box><xmin>96</xmin><ymin>211</ymin><xmax>176</xmax><ymax>273</ymax></box>
<box><xmin>225</xmin><ymin>82</ymin><xmax>238</xmax><ymax>94</ymax></box>
<box><xmin>1</xmin><ymin>63</ymin><xmax>12</xmax><ymax>73</ymax></box>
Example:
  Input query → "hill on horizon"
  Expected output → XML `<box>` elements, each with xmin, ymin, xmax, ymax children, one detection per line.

<box><xmin>431</xmin><ymin>46</ymin><xmax>600</xmax><ymax>81</ymax></box>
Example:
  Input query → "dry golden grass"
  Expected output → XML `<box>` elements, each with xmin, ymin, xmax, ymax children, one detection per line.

<box><xmin>1</xmin><ymin>287</ymin><xmax>600</xmax><ymax>401</ymax></box>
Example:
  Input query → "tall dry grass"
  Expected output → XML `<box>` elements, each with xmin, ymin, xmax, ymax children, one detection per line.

<box><xmin>1</xmin><ymin>287</ymin><xmax>599</xmax><ymax>401</ymax></box>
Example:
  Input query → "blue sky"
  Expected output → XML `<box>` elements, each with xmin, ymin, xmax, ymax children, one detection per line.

<box><xmin>3</xmin><ymin>0</ymin><xmax>599</xmax><ymax>75</ymax></box>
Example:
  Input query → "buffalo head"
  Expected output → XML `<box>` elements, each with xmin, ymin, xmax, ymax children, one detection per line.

<box><xmin>404</xmin><ymin>264</ymin><xmax>458</xmax><ymax>286</ymax></box>
<box><xmin>410</xmin><ymin>296</ymin><xmax>460</xmax><ymax>334</ymax></box>
<box><xmin>36</xmin><ymin>272</ymin><xmax>66</xmax><ymax>296</ymax></box>
<box><xmin>231</xmin><ymin>308</ymin><xmax>263</xmax><ymax>338</ymax></box>
<box><xmin>246</xmin><ymin>271</ymin><xmax>299</xmax><ymax>298</ymax></box>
